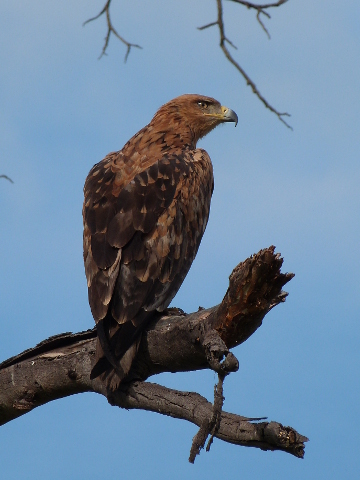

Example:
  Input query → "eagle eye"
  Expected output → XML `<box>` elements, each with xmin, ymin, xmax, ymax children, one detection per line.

<box><xmin>197</xmin><ymin>101</ymin><xmax>209</xmax><ymax>109</ymax></box>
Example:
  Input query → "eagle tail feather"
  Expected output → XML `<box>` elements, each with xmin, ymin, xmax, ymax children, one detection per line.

<box><xmin>90</xmin><ymin>310</ymin><xmax>157</xmax><ymax>389</ymax></box>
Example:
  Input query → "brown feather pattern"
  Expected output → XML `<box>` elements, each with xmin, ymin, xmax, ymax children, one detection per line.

<box><xmin>83</xmin><ymin>94</ymin><xmax>237</xmax><ymax>389</ymax></box>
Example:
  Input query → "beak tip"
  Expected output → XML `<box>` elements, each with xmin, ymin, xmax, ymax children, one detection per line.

<box><xmin>222</xmin><ymin>107</ymin><xmax>238</xmax><ymax>126</ymax></box>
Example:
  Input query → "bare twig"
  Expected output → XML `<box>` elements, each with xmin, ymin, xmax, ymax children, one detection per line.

<box><xmin>0</xmin><ymin>175</ymin><xmax>14</xmax><ymax>183</ymax></box>
<box><xmin>199</xmin><ymin>0</ymin><xmax>292</xmax><ymax>129</ymax></box>
<box><xmin>228</xmin><ymin>1</ymin><xmax>288</xmax><ymax>8</ymax></box>
<box><xmin>83</xmin><ymin>0</ymin><xmax>142</xmax><ymax>62</ymax></box>
<box><xmin>256</xmin><ymin>10</ymin><xmax>271</xmax><ymax>39</ymax></box>
<box><xmin>228</xmin><ymin>0</ymin><xmax>288</xmax><ymax>38</ymax></box>
<box><xmin>84</xmin><ymin>1</ymin><xmax>290</xmax><ymax>127</ymax></box>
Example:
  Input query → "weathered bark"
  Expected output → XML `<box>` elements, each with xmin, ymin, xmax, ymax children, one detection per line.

<box><xmin>0</xmin><ymin>246</ymin><xmax>307</xmax><ymax>460</ymax></box>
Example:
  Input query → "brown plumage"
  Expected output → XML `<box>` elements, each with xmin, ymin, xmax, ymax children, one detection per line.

<box><xmin>83</xmin><ymin>94</ymin><xmax>237</xmax><ymax>389</ymax></box>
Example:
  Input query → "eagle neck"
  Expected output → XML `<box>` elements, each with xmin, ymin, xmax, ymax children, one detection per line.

<box><xmin>149</xmin><ymin>113</ymin><xmax>198</xmax><ymax>150</ymax></box>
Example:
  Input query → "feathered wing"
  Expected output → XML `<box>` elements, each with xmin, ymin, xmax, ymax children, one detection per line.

<box><xmin>83</xmin><ymin>148</ymin><xmax>213</xmax><ymax>387</ymax></box>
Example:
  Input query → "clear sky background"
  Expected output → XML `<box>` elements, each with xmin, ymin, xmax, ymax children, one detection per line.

<box><xmin>1</xmin><ymin>1</ymin><xmax>359</xmax><ymax>478</ymax></box>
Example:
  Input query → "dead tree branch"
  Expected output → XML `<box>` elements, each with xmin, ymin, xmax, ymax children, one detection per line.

<box><xmin>199</xmin><ymin>0</ymin><xmax>292</xmax><ymax>129</ymax></box>
<box><xmin>83</xmin><ymin>0</ymin><xmax>142</xmax><ymax>61</ymax></box>
<box><xmin>0</xmin><ymin>246</ymin><xmax>306</xmax><ymax>461</ymax></box>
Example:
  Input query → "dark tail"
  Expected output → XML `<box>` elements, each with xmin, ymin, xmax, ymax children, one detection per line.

<box><xmin>90</xmin><ymin>310</ymin><xmax>157</xmax><ymax>385</ymax></box>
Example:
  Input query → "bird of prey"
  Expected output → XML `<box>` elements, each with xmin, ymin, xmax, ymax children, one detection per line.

<box><xmin>83</xmin><ymin>94</ymin><xmax>238</xmax><ymax>389</ymax></box>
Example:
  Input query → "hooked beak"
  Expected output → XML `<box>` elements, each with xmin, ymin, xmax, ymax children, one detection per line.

<box><xmin>221</xmin><ymin>106</ymin><xmax>238</xmax><ymax>126</ymax></box>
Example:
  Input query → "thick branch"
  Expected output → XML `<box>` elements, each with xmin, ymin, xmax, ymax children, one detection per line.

<box><xmin>110</xmin><ymin>381</ymin><xmax>307</xmax><ymax>458</ymax></box>
<box><xmin>0</xmin><ymin>247</ymin><xmax>306</xmax><ymax>458</ymax></box>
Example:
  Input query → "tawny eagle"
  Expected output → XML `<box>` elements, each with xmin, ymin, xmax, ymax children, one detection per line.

<box><xmin>83</xmin><ymin>94</ymin><xmax>237</xmax><ymax>389</ymax></box>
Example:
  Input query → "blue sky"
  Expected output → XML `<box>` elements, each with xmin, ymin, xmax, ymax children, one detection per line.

<box><xmin>1</xmin><ymin>1</ymin><xmax>359</xmax><ymax>478</ymax></box>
